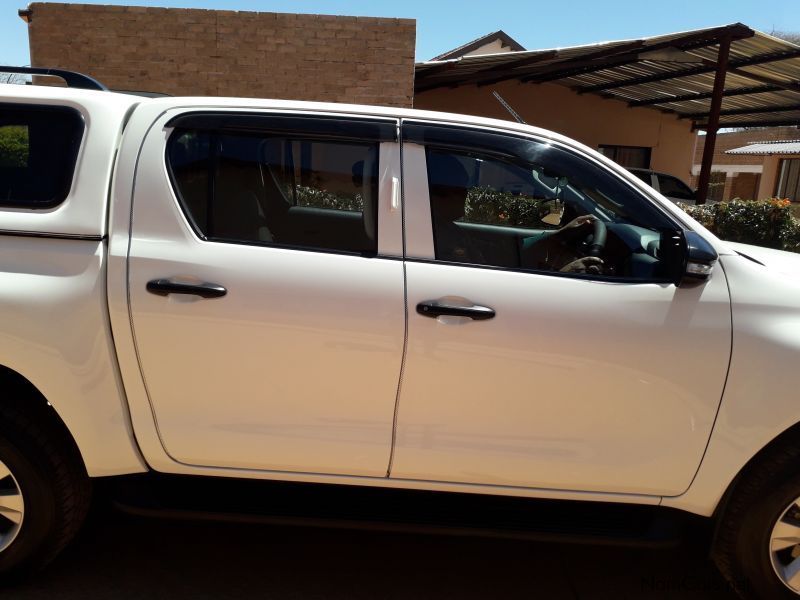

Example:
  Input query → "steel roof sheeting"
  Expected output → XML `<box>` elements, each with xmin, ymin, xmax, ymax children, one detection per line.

<box><xmin>415</xmin><ymin>23</ymin><xmax>800</xmax><ymax>130</ymax></box>
<box><xmin>726</xmin><ymin>141</ymin><xmax>800</xmax><ymax>155</ymax></box>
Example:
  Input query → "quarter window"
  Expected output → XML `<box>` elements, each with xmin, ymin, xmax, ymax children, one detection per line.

<box><xmin>0</xmin><ymin>104</ymin><xmax>84</xmax><ymax>208</ymax></box>
<box><xmin>167</xmin><ymin>128</ymin><xmax>379</xmax><ymax>255</ymax></box>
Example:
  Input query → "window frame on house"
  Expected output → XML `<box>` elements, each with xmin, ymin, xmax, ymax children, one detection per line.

<box><xmin>597</xmin><ymin>145</ymin><xmax>652</xmax><ymax>170</ymax></box>
<box><xmin>775</xmin><ymin>158</ymin><xmax>800</xmax><ymax>202</ymax></box>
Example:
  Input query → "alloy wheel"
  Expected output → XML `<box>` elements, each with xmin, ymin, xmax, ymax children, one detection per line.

<box><xmin>0</xmin><ymin>458</ymin><xmax>24</xmax><ymax>553</ymax></box>
<box><xmin>770</xmin><ymin>499</ymin><xmax>800</xmax><ymax>594</ymax></box>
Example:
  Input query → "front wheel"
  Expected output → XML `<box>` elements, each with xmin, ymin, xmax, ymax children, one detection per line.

<box><xmin>0</xmin><ymin>401</ymin><xmax>91</xmax><ymax>576</ymax></box>
<box><xmin>714</xmin><ymin>444</ymin><xmax>800</xmax><ymax>598</ymax></box>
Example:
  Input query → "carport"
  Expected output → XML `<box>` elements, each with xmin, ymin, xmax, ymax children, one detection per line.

<box><xmin>415</xmin><ymin>23</ymin><xmax>800</xmax><ymax>204</ymax></box>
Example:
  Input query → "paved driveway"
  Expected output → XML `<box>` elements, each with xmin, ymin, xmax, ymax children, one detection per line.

<box><xmin>5</xmin><ymin>503</ymin><xmax>739</xmax><ymax>600</ymax></box>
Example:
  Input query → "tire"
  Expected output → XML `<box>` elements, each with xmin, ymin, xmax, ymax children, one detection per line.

<box><xmin>713</xmin><ymin>438</ymin><xmax>800</xmax><ymax>599</ymax></box>
<box><xmin>0</xmin><ymin>399</ymin><xmax>91</xmax><ymax>577</ymax></box>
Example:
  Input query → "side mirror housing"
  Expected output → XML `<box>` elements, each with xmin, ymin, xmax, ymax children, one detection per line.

<box><xmin>681</xmin><ymin>231</ymin><xmax>718</xmax><ymax>286</ymax></box>
<box><xmin>660</xmin><ymin>230</ymin><xmax>718</xmax><ymax>286</ymax></box>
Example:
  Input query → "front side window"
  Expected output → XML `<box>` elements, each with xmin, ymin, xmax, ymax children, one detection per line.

<box><xmin>168</xmin><ymin>128</ymin><xmax>379</xmax><ymax>255</ymax></box>
<box><xmin>424</xmin><ymin>138</ymin><xmax>679</xmax><ymax>281</ymax></box>
<box><xmin>0</xmin><ymin>104</ymin><xmax>84</xmax><ymax>208</ymax></box>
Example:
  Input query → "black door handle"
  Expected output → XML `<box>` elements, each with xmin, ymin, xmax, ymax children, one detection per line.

<box><xmin>416</xmin><ymin>300</ymin><xmax>495</xmax><ymax>321</ymax></box>
<box><xmin>146</xmin><ymin>279</ymin><xmax>227</xmax><ymax>299</ymax></box>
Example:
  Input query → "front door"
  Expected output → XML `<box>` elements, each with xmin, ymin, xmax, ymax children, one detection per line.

<box><xmin>127</xmin><ymin>111</ymin><xmax>405</xmax><ymax>476</ymax></box>
<box><xmin>391</xmin><ymin>122</ymin><xmax>731</xmax><ymax>496</ymax></box>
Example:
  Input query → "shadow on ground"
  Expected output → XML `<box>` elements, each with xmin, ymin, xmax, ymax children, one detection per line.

<box><xmin>6</xmin><ymin>503</ymin><xmax>739</xmax><ymax>600</ymax></box>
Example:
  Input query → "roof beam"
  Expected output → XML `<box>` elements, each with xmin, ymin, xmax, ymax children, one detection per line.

<box><xmin>414</xmin><ymin>59</ymin><xmax>460</xmax><ymax>79</ymax></box>
<box><xmin>415</xmin><ymin>50</ymin><xmax>559</xmax><ymax>93</ymax></box>
<box><xmin>726</xmin><ymin>65</ymin><xmax>800</xmax><ymax>94</ymax></box>
<box><xmin>465</xmin><ymin>50</ymin><xmax>561</xmax><ymax>86</ymax></box>
<box><xmin>516</xmin><ymin>23</ymin><xmax>754</xmax><ymax>86</ymax></box>
<box><xmin>692</xmin><ymin>118</ymin><xmax>800</xmax><ymax>130</ymax></box>
<box><xmin>679</xmin><ymin>103</ymin><xmax>800</xmax><ymax>119</ymax></box>
<box><xmin>414</xmin><ymin>23</ymin><xmax>756</xmax><ymax>93</ymax></box>
<box><xmin>628</xmin><ymin>84</ymin><xmax>783</xmax><ymax>107</ymax></box>
<box><xmin>477</xmin><ymin>41</ymin><xmax>646</xmax><ymax>87</ymax></box>
<box><xmin>577</xmin><ymin>47</ymin><xmax>800</xmax><ymax>94</ymax></box>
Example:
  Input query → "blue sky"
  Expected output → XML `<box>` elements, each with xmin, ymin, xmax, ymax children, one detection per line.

<box><xmin>2</xmin><ymin>0</ymin><xmax>799</xmax><ymax>66</ymax></box>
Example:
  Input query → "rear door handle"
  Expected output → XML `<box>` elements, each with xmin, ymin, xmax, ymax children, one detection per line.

<box><xmin>416</xmin><ymin>300</ymin><xmax>495</xmax><ymax>321</ymax></box>
<box><xmin>146</xmin><ymin>279</ymin><xmax>227</xmax><ymax>299</ymax></box>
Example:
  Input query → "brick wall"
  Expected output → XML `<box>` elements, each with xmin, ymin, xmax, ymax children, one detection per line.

<box><xmin>729</xmin><ymin>172</ymin><xmax>761</xmax><ymax>200</ymax></box>
<box><xmin>24</xmin><ymin>3</ymin><xmax>416</xmax><ymax>107</ymax></box>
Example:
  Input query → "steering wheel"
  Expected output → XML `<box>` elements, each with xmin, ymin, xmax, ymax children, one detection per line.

<box><xmin>587</xmin><ymin>218</ymin><xmax>607</xmax><ymax>257</ymax></box>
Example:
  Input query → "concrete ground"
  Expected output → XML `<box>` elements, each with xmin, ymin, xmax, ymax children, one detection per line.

<box><xmin>5</xmin><ymin>504</ymin><xmax>740</xmax><ymax>600</ymax></box>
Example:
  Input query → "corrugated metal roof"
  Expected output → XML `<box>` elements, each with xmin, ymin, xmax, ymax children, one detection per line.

<box><xmin>415</xmin><ymin>24</ymin><xmax>800</xmax><ymax>130</ymax></box>
<box><xmin>726</xmin><ymin>140</ymin><xmax>800</xmax><ymax>155</ymax></box>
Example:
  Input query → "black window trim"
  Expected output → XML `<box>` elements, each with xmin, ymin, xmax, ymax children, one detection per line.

<box><xmin>0</xmin><ymin>102</ymin><xmax>85</xmax><ymax>210</ymax></box>
<box><xmin>403</xmin><ymin>120</ymin><xmax>682</xmax><ymax>285</ymax></box>
<box><xmin>165</xmin><ymin>111</ymin><xmax>398</xmax><ymax>143</ymax></box>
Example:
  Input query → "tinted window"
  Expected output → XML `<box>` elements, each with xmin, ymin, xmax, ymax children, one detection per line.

<box><xmin>168</xmin><ymin>129</ymin><xmax>379</xmax><ymax>255</ymax></box>
<box><xmin>629</xmin><ymin>170</ymin><xmax>652</xmax><ymax>186</ymax></box>
<box><xmin>0</xmin><ymin>104</ymin><xmax>84</xmax><ymax>208</ymax></box>
<box><xmin>425</xmin><ymin>139</ymin><xmax>678</xmax><ymax>281</ymax></box>
<box><xmin>657</xmin><ymin>174</ymin><xmax>695</xmax><ymax>200</ymax></box>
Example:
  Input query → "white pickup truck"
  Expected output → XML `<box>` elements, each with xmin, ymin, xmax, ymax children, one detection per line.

<box><xmin>1</xmin><ymin>67</ymin><xmax>800</xmax><ymax>598</ymax></box>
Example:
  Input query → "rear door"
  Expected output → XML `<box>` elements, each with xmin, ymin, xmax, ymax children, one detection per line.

<box><xmin>127</xmin><ymin>110</ymin><xmax>405</xmax><ymax>476</ymax></box>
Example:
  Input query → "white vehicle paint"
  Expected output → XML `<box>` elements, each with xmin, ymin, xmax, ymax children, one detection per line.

<box><xmin>2</xmin><ymin>79</ymin><xmax>800</xmax><ymax>592</ymax></box>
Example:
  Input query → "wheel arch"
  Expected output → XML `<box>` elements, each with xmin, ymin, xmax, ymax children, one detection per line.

<box><xmin>0</xmin><ymin>364</ymin><xmax>87</xmax><ymax>474</ymax></box>
<box><xmin>711</xmin><ymin>420</ymin><xmax>800</xmax><ymax>540</ymax></box>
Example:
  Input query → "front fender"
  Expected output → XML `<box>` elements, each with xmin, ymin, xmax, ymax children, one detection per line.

<box><xmin>664</xmin><ymin>252</ymin><xmax>800</xmax><ymax>516</ymax></box>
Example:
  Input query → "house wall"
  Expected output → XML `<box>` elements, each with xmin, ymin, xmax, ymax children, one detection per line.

<box><xmin>759</xmin><ymin>154</ymin><xmax>800</xmax><ymax>200</ymax></box>
<box><xmin>24</xmin><ymin>3</ymin><xmax>416</xmax><ymax>107</ymax></box>
<box><xmin>690</xmin><ymin>127</ymin><xmax>800</xmax><ymax>200</ymax></box>
<box><xmin>414</xmin><ymin>79</ymin><xmax>696</xmax><ymax>181</ymax></box>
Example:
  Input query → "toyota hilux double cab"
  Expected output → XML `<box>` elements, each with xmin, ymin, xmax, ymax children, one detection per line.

<box><xmin>1</xmin><ymin>67</ymin><xmax>800</xmax><ymax>598</ymax></box>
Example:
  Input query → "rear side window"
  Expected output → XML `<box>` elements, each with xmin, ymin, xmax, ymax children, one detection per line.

<box><xmin>167</xmin><ymin>128</ymin><xmax>379</xmax><ymax>255</ymax></box>
<box><xmin>0</xmin><ymin>104</ymin><xmax>84</xmax><ymax>208</ymax></box>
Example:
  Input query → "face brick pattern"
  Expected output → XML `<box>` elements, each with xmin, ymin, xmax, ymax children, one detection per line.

<box><xmin>25</xmin><ymin>2</ymin><xmax>416</xmax><ymax>107</ymax></box>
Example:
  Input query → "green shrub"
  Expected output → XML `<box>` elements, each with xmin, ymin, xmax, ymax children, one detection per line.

<box><xmin>293</xmin><ymin>185</ymin><xmax>363</xmax><ymax>211</ymax></box>
<box><xmin>682</xmin><ymin>198</ymin><xmax>800</xmax><ymax>253</ymax></box>
<box><xmin>0</xmin><ymin>125</ymin><xmax>28</xmax><ymax>168</ymax></box>
<box><xmin>464</xmin><ymin>186</ymin><xmax>554</xmax><ymax>228</ymax></box>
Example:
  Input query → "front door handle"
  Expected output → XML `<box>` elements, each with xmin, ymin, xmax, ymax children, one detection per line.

<box><xmin>416</xmin><ymin>300</ymin><xmax>495</xmax><ymax>321</ymax></box>
<box><xmin>146</xmin><ymin>279</ymin><xmax>227</xmax><ymax>299</ymax></box>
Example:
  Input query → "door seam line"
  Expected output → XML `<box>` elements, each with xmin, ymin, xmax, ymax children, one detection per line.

<box><xmin>386</xmin><ymin>126</ymin><xmax>407</xmax><ymax>477</ymax></box>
